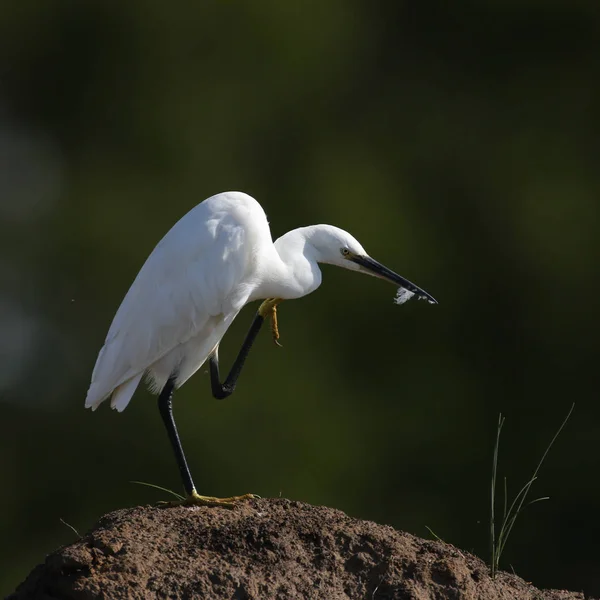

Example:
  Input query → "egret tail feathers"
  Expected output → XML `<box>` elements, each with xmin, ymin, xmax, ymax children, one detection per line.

<box><xmin>109</xmin><ymin>373</ymin><xmax>143</xmax><ymax>412</ymax></box>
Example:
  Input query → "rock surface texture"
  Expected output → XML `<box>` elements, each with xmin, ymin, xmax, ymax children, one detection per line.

<box><xmin>10</xmin><ymin>498</ymin><xmax>587</xmax><ymax>599</ymax></box>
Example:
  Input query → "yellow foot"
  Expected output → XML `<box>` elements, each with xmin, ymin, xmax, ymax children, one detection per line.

<box><xmin>259</xmin><ymin>298</ymin><xmax>284</xmax><ymax>347</ymax></box>
<box><xmin>270</xmin><ymin>304</ymin><xmax>282</xmax><ymax>347</ymax></box>
<box><xmin>157</xmin><ymin>490</ymin><xmax>259</xmax><ymax>509</ymax></box>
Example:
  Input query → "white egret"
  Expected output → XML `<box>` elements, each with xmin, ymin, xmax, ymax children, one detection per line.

<box><xmin>86</xmin><ymin>191</ymin><xmax>436</xmax><ymax>507</ymax></box>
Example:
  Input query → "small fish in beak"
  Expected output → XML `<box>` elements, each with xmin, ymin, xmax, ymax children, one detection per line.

<box><xmin>350</xmin><ymin>255</ymin><xmax>438</xmax><ymax>306</ymax></box>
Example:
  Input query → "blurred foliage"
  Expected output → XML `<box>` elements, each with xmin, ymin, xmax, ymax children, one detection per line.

<box><xmin>1</xmin><ymin>0</ymin><xmax>599</xmax><ymax>596</ymax></box>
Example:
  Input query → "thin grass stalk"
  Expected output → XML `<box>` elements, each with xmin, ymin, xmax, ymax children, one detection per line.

<box><xmin>490</xmin><ymin>404</ymin><xmax>574</xmax><ymax>577</ymax></box>
<box><xmin>130</xmin><ymin>480</ymin><xmax>185</xmax><ymax>500</ymax></box>
<box><xmin>490</xmin><ymin>414</ymin><xmax>505</xmax><ymax>578</ymax></box>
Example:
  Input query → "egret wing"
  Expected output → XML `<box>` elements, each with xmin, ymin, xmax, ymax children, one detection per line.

<box><xmin>85</xmin><ymin>201</ymin><xmax>253</xmax><ymax>410</ymax></box>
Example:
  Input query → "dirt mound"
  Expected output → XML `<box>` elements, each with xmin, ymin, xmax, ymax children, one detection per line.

<box><xmin>9</xmin><ymin>498</ymin><xmax>585</xmax><ymax>599</ymax></box>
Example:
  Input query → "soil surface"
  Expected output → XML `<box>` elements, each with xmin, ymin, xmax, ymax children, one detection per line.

<box><xmin>9</xmin><ymin>498</ymin><xmax>587</xmax><ymax>599</ymax></box>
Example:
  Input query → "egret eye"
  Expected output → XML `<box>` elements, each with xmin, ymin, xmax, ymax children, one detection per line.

<box><xmin>340</xmin><ymin>247</ymin><xmax>351</xmax><ymax>257</ymax></box>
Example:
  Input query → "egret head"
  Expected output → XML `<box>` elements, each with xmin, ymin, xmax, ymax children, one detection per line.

<box><xmin>307</xmin><ymin>225</ymin><xmax>367</xmax><ymax>271</ymax></box>
<box><xmin>308</xmin><ymin>225</ymin><xmax>437</xmax><ymax>304</ymax></box>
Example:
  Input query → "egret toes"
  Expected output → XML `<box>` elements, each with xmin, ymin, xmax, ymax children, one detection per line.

<box><xmin>258</xmin><ymin>297</ymin><xmax>283</xmax><ymax>346</ymax></box>
<box><xmin>270</xmin><ymin>304</ymin><xmax>282</xmax><ymax>347</ymax></box>
<box><xmin>158</xmin><ymin>491</ymin><xmax>259</xmax><ymax>509</ymax></box>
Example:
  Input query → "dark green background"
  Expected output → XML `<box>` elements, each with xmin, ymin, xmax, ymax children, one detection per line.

<box><xmin>1</xmin><ymin>1</ymin><xmax>598</xmax><ymax>596</ymax></box>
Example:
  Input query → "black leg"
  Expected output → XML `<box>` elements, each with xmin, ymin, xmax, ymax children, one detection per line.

<box><xmin>158</xmin><ymin>377</ymin><xmax>195</xmax><ymax>496</ymax></box>
<box><xmin>210</xmin><ymin>311</ymin><xmax>265</xmax><ymax>399</ymax></box>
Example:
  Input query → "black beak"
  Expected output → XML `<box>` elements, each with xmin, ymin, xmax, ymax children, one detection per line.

<box><xmin>351</xmin><ymin>255</ymin><xmax>438</xmax><ymax>304</ymax></box>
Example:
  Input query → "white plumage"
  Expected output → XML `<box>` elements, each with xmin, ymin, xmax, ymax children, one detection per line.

<box><xmin>87</xmin><ymin>193</ymin><xmax>264</xmax><ymax>410</ymax></box>
<box><xmin>86</xmin><ymin>191</ymin><xmax>436</xmax><ymax>413</ymax></box>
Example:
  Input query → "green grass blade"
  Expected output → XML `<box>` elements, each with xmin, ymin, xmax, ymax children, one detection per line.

<box><xmin>526</xmin><ymin>496</ymin><xmax>550</xmax><ymax>505</ymax></box>
<box><xmin>503</xmin><ymin>477</ymin><xmax>507</xmax><ymax>523</ymax></box>
<box><xmin>130</xmin><ymin>480</ymin><xmax>185</xmax><ymax>500</ymax></box>
<box><xmin>498</xmin><ymin>403</ymin><xmax>574</xmax><ymax>562</ymax></box>
<box><xmin>59</xmin><ymin>517</ymin><xmax>81</xmax><ymax>538</ymax></box>
<box><xmin>489</xmin><ymin>403</ymin><xmax>574</xmax><ymax>577</ymax></box>
<box><xmin>425</xmin><ymin>526</ymin><xmax>444</xmax><ymax>542</ymax></box>
<box><xmin>502</xmin><ymin>476</ymin><xmax>539</xmax><ymax>531</ymax></box>
<box><xmin>497</xmin><ymin>495</ymin><xmax>550</xmax><ymax>558</ymax></box>
<box><xmin>490</xmin><ymin>414</ymin><xmax>504</xmax><ymax>578</ymax></box>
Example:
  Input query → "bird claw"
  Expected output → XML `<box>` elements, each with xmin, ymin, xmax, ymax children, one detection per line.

<box><xmin>258</xmin><ymin>298</ymin><xmax>284</xmax><ymax>347</ymax></box>
<box><xmin>270</xmin><ymin>304</ymin><xmax>282</xmax><ymax>347</ymax></box>
<box><xmin>157</xmin><ymin>491</ymin><xmax>259</xmax><ymax>510</ymax></box>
